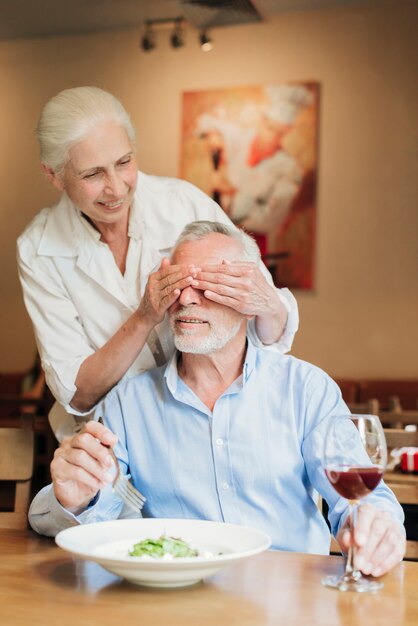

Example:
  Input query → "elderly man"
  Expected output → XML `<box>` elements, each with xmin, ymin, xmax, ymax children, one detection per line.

<box><xmin>29</xmin><ymin>221</ymin><xmax>405</xmax><ymax>577</ymax></box>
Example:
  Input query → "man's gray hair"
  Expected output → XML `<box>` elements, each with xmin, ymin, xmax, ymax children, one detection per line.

<box><xmin>173</xmin><ymin>221</ymin><xmax>261</xmax><ymax>263</ymax></box>
<box><xmin>36</xmin><ymin>86</ymin><xmax>136</xmax><ymax>173</ymax></box>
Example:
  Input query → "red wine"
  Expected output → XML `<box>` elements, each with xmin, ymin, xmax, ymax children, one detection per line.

<box><xmin>325</xmin><ymin>465</ymin><xmax>384</xmax><ymax>500</ymax></box>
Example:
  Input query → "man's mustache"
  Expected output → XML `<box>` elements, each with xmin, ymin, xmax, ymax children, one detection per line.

<box><xmin>171</xmin><ymin>306</ymin><xmax>207</xmax><ymax>322</ymax></box>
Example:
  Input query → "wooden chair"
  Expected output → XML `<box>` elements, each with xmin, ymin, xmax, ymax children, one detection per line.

<box><xmin>383</xmin><ymin>428</ymin><xmax>418</xmax><ymax>560</ymax></box>
<box><xmin>0</xmin><ymin>354</ymin><xmax>48</xmax><ymax>425</ymax></box>
<box><xmin>379</xmin><ymin>408</ymin><xmax>418</xmax><ymax>429</ymax></box>
<box><xmin>358</xmin><ymin>380</ymin><xmax>418</xmax><ymax>411</ymax></box>
<box><xmin>384</xmin><ymin>428</ymin><xmax>418</xmax><ymax>450</ymax></box>
<box><xmin>0</xmin><ymin>356</ymin><xmax>56</xmax><ymax>494</ymax></box>
<box><xmin>334</xmin><ymin>378</ymin><xmax>359</xmax><ymax>405</ymax></box>
<box><xmin>0</xmin><ymin>428</ymin><xmax>34</xmax><ymax>529</ymax></box>
<box><xmin>347</xmin><ymin>398</ymin><xmax>380</xmax><ymax>416</ymax></box>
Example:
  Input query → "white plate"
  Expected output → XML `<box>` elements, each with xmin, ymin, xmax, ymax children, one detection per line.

<box><xmin>56</xmin><ymin>518</ymin><xmax>271</xmax><ymax>588</ymax></box>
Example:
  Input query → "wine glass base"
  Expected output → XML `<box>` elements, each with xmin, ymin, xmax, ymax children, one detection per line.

<box><xmin>321</xmin><ymin>573</ymin><xmax>384</xmax><ymax>592</ymax></box>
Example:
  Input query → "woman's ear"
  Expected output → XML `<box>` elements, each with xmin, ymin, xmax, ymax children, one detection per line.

<box><xmin>42</xmin><ymin>164</ymin><xmax>65</xmax><ymax>192</ymax></box>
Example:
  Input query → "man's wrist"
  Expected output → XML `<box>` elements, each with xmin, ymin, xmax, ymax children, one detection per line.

<box><xmin>54</xmin><ymin>490</ymin><xmax>99</xmax><ymax>516</ymax></box>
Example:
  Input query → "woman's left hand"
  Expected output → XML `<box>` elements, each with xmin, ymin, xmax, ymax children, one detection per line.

<box><xmin>192</xmin><ymin>260</ymin><xmax>287</xmax><ymax>345</ymax></box>
<box><xmin>193</xmin><ymin>260</ymin><xmax>279</xmax><ymax>317</ymax></box>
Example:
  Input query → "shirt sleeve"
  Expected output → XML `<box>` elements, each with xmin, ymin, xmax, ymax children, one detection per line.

<box><xmin>180</xmin><ymin>182</ymin><xmax>299</xmax><ymax>353</ymax></box>
<box><xmin>301</xmin><ymin>370</ymin><xmax>405</xmax><ymax>537</ymax></box>
<box><xmin>17</xmin><ymin>235</ymin><xmax>95</xmax><ymax>412</ymax></box>
<box><xmin>28</xmin><ymin>480</ymin><xmax>132</xmax><ymax>537</ymax></box>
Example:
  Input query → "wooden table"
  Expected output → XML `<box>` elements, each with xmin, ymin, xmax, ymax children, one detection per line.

<box><xmin>1</xmin><ymin>529</ymin><xmax>417</xmax><ymax>626</ymax></box>
<box><xmin>385</xmin><ymin>470</ymin><xmax>418</xmax><ymax>487</ymax></box>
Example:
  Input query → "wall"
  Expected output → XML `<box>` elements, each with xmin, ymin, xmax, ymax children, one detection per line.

<box><xmin>0</xmin><ymin>0</ymin><xmax>417</xmax><ymax>378</ymax></box>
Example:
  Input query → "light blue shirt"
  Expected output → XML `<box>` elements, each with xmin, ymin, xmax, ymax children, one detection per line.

<box><xmin>29</xmin><ymin>340</ymin><xmax>403</xmax><ymax>551</ymax></box>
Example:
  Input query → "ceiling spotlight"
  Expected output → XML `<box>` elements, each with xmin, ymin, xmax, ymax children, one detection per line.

<box><xmin>141</xmin><ymin>23</ymin><xmax>155</xmax><ymax>52</ymax></box>
<box><xmin>170</xmin><ymin>18</ymin><xmax>184</xmax><ymax>49</ymax></box>
<box><xmin>199</xmin><ymin>30</ymin><xmax>213</xmax><ymax>52</ymax></box>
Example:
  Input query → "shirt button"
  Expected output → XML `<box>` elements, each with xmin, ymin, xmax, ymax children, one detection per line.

<box><xmin>222</xmin><ymin>482</ymin><xmax>229</xmax><ymax>490</ymax></box>
<box><xmin>216</xmin><ymin>438</ymin><xmax>224</xmax><ymax>446</ymax></box>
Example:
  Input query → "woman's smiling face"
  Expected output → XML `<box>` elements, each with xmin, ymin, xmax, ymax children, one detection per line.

<box><xmin>52</xmin><ymin>119</ymin><xmax>138</xmax><ymax>227</ymax></box>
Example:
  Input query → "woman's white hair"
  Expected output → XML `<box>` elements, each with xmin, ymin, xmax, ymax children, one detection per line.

<box><xmin>173</xmin><ymin>221</ymin><xmax>261</xmax><ymax>264</ymax></box>
<box><xmin>36</xmin><ymin>86</ymin><xmax>136</xmax><ymax>173</ymax></box>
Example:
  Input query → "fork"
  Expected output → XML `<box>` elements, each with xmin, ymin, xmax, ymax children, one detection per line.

<box><xmin>98</xmin><ymin>417</ymin><xmax>146</xmax><ymax>513</ymax></box>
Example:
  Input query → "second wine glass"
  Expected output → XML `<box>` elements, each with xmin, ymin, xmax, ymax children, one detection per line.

<box><xmin>322</xmin><ymin>414</ymin><xmax>387</xmax><ymax>592</ymax></box>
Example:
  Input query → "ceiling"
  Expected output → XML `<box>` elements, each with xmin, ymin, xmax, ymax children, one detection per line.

<box><xmin>0</xmin><ymin>0</ymin><xmax>370</xmax><ymax>41</ymax></box>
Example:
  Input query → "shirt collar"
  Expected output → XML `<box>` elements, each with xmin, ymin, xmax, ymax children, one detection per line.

<box><xmin>163</xmin><ymin>337</ymin><xmax>258</xmax><ymax>397</ymax></box>
<box><xmin>127</xmin><ymin>190</ymin><xmax>143</xmax><ymax>240</ymax></box>
<box><xmin>74</xmin><ymin>209</ymin><xmax>101</xmax><ymax>242</ymax></box>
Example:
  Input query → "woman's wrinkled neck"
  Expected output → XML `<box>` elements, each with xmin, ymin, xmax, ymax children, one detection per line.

<box><xmin>82</xmin><ymin>208</ymin><xmax>130</xmax><ymax>244</ymax></box>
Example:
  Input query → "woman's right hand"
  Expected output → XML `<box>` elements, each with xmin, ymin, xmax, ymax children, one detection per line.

<box><xmin>138</xmin><ymin>258</ymin><xmax>198</xmax><ymax>326</ymax></box>
<box><xmin>51</xmin><ymin>421</ymin><xmax>117</xmax><ymax>514</ymax></box>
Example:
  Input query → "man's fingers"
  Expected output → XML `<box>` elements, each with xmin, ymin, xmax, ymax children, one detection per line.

<box><xmin>66</xmin><ymin>444</ymin><xmax>113</xmax><ymax>480</ymax></box>
<box><xmin>337</xmin><ymin>528</ymin><xmax>351</xmax><ymax>552</ymax></box>
<box><xmin>353</xmin><ymin>518</ymin><xmax>387</xmax><ymax>573</ymax></box>
<box><xmin>361</xmin><ymin>528</ymin><xmax>405</xmax><ymax>576</ymax></box>
<box><xmin>353</xmin><ymin>503</ymin><xmax>376</xmax><ymax>547</ymax></box>
<box><xmin>58</xmin><ymin>424</ymin><xmax>117</xmax><ymax>477</ymax></box>
<box><xmin>351</xmin><ymin>505</ymin><xmax>405</xmax><ymax>576</ymax></box>
<box><xmin>355</xmin><ymin>513</ymin><xmax>403</xmax><ymax>572</ymax></box>
<box><xmin>82</xmin><ymin>420</ymin><xmax>117</xmax><ymax>448</ymax></box>
<box><xmin>55</xmin><ymin>454</ymin><xmax>110</xmax><ymax>490</ymax></box>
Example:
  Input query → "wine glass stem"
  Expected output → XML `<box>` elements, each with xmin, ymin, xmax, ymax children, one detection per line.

<box><xmin>344</xmin><ymin>501</ymin><xmax>360</xmax><ymax>580</ymax></box>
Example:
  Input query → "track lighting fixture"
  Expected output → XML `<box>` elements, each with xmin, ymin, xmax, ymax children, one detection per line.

<box><xmin>139</xmin><ymin>18</ymin><xmax>214</xmax><ymax>53</ymax></box>
<box><xmin>140</xmin><ymin>23</ymin><xmax>155</xmax><ymax>52</ymax></box>
<box><xmin>170</xmin><ymin>18</ymin><xmax>184</xmax><ymax>49</ymax></box>
<box><xmin>199</xmin><ymin>30</ymin><xmax>213</xmax><ymax>52</ymax></box>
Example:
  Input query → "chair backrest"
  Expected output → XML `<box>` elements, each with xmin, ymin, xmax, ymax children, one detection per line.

<box><xmin>384</xmin><ymin>428</ymin><xmax>418</xmax><ymax>450</ymax></box>
<box><xmin>347</xmin><ymin>398</ymin><xmax>380</xmax><ymax>416</ymax></box>
<box><xmin>0</xmin><ymin>428</ymin><xmax>34</xmax><ymax>529</ymax></box>
<box><xmin>0</xmin><ymin>354</ymin><xmax>50</xmax><ymax>426</ymax></box>
<box><xmin>334</xmin><ymin>378</ymin><xmax>360</xmax><ymax>404</ymax></box>
<box><xmin>358</xmin><ymin>380</ymin><xmax>418</xmax><ymax>410</ymax></box>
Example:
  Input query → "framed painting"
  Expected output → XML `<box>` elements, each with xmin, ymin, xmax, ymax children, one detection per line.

<box><xmin>180</xmin><ymin>83</ymin><xmax>320</xmax><ymax>289</ymax></box>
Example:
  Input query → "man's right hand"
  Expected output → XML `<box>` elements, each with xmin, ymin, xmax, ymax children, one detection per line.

<box><xmin>51</xmin><ymin>421</ymin><xmax>117</xmax><ymax>514</ymax></box>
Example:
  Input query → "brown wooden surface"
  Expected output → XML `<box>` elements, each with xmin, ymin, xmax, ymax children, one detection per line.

<box><xmin>0</xmin><ymin>529</ymin><xmax>417</xmax><ymax>626</ymax></box>
<box><xmin>385</xmin><ymin>471</ymin><xmax>418</xmax><ymax>485</ymax></box>
<box><xmin>384</xmin><ymin>428</ymin><xmax>418</xmax><ymax>449</ymax></box>
<box><xmin>382</xmin><ymin>412</ymin><xmax>418</xmax><ymax>427</ymax></box>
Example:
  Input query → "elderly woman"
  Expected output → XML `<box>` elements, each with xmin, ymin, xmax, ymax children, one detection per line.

<box><xmin>17</xmin><ymin>86</ymin><xmax>298</xmax><ymax>439</ymax></box>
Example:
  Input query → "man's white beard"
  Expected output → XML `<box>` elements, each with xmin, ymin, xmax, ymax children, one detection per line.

<box><xmin>170</xmin><ymin>314</ymin><xmax>243</xmax><ymax>355</ymax></box>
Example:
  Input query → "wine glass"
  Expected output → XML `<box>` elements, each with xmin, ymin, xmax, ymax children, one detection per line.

<box><xmin>322</xmin><ymin>414</ymin><xmax>387</xmax><ymax>592</ymax></box>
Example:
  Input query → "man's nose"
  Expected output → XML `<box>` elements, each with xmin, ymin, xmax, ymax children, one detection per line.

<box><xmin>178</xmin><ymin>285</ymin><xmax>202</xmax><ymax>306</ymax></box>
